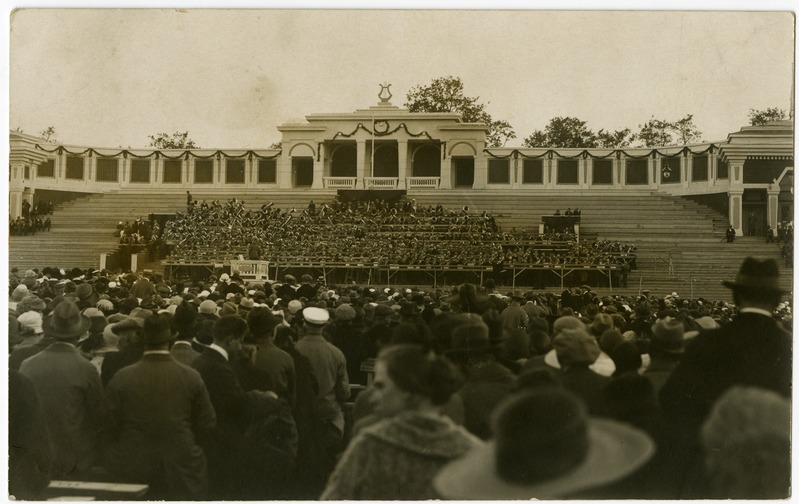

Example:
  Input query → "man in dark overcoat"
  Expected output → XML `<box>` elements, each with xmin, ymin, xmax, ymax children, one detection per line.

<box><xmin>103</xmin><ymin>312</ymin><xmax>216</xmax><ymax>500</ymax></box>
<box><xmin>656</xmin><ymin>257</ymin><xmax>791</xmax><ymax>498</ymax></box>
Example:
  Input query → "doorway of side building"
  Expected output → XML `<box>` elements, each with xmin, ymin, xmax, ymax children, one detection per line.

<box><xmin>742</xmin><ymin>188</ymin><xmax>767</xmax><ymax>237</ymax></box>
<box><xmin>372</xmin><ymin>144</ymin><xmax>399</xmax><ymax>177</ymax></box>
<box><xmin>453</xmin><ymin>157</ymin><xmax>475</xmax><ymax>187</ymax></box>
<box><xmin>293</xmin><ymin>157</ymin><xmax>314</xmax><ymax>187</ymax></box>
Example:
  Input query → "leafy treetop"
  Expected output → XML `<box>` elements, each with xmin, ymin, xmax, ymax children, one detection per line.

<box><xmin>148</xmin><ymin>131</ymin><xmax>199</xmax><ymax>149</ymax></box>
<box><xmin>405</xmin><ymin>76</ymin><xmax>516</xmax><ymax>148</ymax></box>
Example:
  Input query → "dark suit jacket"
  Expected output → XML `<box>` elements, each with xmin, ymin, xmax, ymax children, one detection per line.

<box><xmin>656</xmin><ymin>312</ymin><xmax>792</xmax><ymax>497</ymax></box>
<box><xmin>19</xmin><ymin>342</ymin><xmax>104</xmax><ymax>478</ymax></box>
<box><xmin>103</xmin><ymin>354</ymin><xmax>216</xmax><ymax>500</ymax></box>
<box><xmin>660</xmin><ymin>312</ymin><xmax>792</xmax><ymax>432</ymax></box>
<box><xmin>559</xmin><ymin>365</ymin><xmax>612</xmax><ymax>416</ymax></box>
<box><xmin>192</xmin><ymin>347</ymin><xmax>251</xmax><ymax>432</ymax></box>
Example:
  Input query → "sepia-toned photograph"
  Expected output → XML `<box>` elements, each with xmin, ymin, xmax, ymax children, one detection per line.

<box><xmin>7</xmin><ymin>3</ymin><xmax>794</xmax><ymax>500</ymax></box>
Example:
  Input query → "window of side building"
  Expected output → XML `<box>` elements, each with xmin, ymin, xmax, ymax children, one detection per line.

<box><xmin>592</xmin><ymin>159</ymin><xmax>613</xmax><ymax>185</ymax></box>
<box><xmin>163</xmin><ymin>159</ymin><xmax>182</xmax><ymax>183</ymax></box>
<box><xmin>522</xmin><ymin>159</ymin><xmax>544</xmax><ymax>184</ymax></box>
<box><xmin>487</xmin><ymin>159</ymin><xmax>510</xmax><ymax>184</ymax></box>
<box><xmin>226</xmin><ymin>159</ymin><xmax>245</xmax><ymax>184</ymax></box>
<box><xmin>96</xmin><ymin>158</ymin><xmax>119</xmax><ymax>182</ymax></box>
<box><xmin>194</xmin><ymin>159</ymin><xmax>214</xmax><ymax>183</ymax></box>
<box><xmin>38</xmin><ymin>159</ymin><xmax>55</xmax><ymax>178</ymax></box>
<box><xmin>258</xmin><ymin>159</ymin><xmax>277</xmax><ymax>183</ymax></box>
<box><xmin>692</xmin><ymin>155</ymin><xmax>709</xmax><ymax>182</ymax></box>
<box><xmin>131</xmin><ymin>159</ymin><xmax>151</xmax><ymax>183</ymax></box>
<box><xmin>660</xmin><ymin>156</ymin><xmax>681</xmax><ymax>184</ymax></box>
<box><xmin>66</xmin><ymin>156</ymin><xmax>85</xmax><ymax>180</ymax></box>
<box><xmin>557</xmin><ymin>159</ymin><xmax>579</xmax><ymax>184</ymax></box>
<box><xmin>625</xmin><ymin>159</ymin><xmax>649</xmax><ymax>185</ymax></box>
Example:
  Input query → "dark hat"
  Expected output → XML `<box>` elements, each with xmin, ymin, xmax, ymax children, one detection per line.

<box><xmin>434</xmin><ymin>389</ymin><xmax>655</xmax><ymax>499</ymax></box>
<box><xmin>43</xmin><ymin>300</ymin><xmax>90</xmax><ymax>339</ymax></box>
<box><xmin>142</xmin><ymin>313</ymin><xmax>174</xmax><ymax>345</ymax></box>
<box><xmin>650</xmin><ymin>317</ymin><xmax>685</xmax><ymax>353</ymax></box>
<box><xmin>399</xmin><ymin>301</ymin><xmax>419</xmax><ymax>317</ymax></box>
<box><xmin>447</xmin><ymin>321</ymin><xmax>494</xmax><ymax>354</ymax></box>
<box><xmin>722</xmin><ymin>257</ymin><xmax>786</xmax><ymax>293</ymax></box>
<box><xmin>335</xmin><ymin>303</ymin><xmax>356</xmax><ymax>321</ymax></box>
<box><xmin>511</xmin><ymin>290</ymin><xmax>526</xmax><ymax>301</ymax></box>
<box><xmin>553</xmin><ymin>328</ymin><xmax>600</xmax><ymax>366</ymax></box>
<box><xmin>374</xmin><ymin>304</ymin><xmax>394</xmax><ymax>317</ymax></box>
<box><xmin>111</xmin><ymin>316</ymin><xmax>144</xmax><ymax>335</ymax></box>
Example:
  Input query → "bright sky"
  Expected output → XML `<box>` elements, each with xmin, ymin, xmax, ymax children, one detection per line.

<box><xmin>7</xmin><ymin>4</ymin><xmax>796</xmax><ymax>149</ymax></box>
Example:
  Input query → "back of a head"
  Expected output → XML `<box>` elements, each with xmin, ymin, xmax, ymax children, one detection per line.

<box><xmin>378</xmin><ymin>344</ymin><xmax>463</xmax><ymax>406</ymax></box>
<box><xmin>142</xmin><ymin>312</ymin><xmax>174</xmax><ymax>348</ymax></box>
<box><xmin>214</xmin><ymin>314</ymin><xmax>248</xmax><ymax>344</ymax></box>
<box><xmin>701</xmin><ymin>386</ymin><xmax>791</xmax><ymax>499</ymax></box>
<box><xmin>247</xmin><ymin>306</ymin><xmax>279</xmax><ymax>339</ymax></box>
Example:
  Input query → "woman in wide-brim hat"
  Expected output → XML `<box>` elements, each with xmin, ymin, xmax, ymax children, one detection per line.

<box><xmin>434</xmin><ymin>388</ymin><xmax>654</xmax><ymax>499</ymax></box>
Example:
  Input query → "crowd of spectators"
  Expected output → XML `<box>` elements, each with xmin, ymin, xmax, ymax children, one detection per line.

<box><xmin>160</xmin><ymin>197</ymin><xmax>636</xmax><ymax>271</ymax></box>
<box><xmin>10</xmin><ymin>200</ymin><xmax>53</xmax><ymax>236</ymax></box>
<box><xmin>8</xmin><ymin>257</ymin><xmax>792</xmax><ymax>500</ymax></box>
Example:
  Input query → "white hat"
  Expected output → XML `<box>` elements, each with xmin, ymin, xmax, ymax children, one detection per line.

<box><xmin>198</xmin><ymin>290</ymin><xmax>210</xmax><ymax>298</ymax></box>
<box><xmin>18</xmin><ymin>311</ymin><xmax>43</xmax><ymax>334</ymax></box>
<box><xmin>220</xmin><ymin>273</ymin><xmax>230</xmax><ymax>282</ymax></box>
<box><xmin>199</xmin><ymin>300</ymin><xmax>218</xmax><ymax>315</ymax></box>
<box><xmin>288</xmin><ymin>300</ymin><xmax>304</xmax><ymax>314</ymax></box>
<box><xmin>303</xmin><ymin>307</ymin><xmax>329</xmax><ymax>325</ymax></box>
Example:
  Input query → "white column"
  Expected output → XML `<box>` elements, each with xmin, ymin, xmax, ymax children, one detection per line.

<box><xmin>356</xmin><ymin>140</ymin><xmax>367</xmax><ymax>188</ymax></box>
<box><xmin>440</xmin><ymin>148</ymin><xmax>452</xmax><ymax>189</ymax></box>
<box><xmin>397</xmin><ymin>140</ymin><xmax>408</xmax><ymax>185</ymax></box>
<box><xmin>767</xmin><ymin>187</ymin><xmax>780</xmax><ymax>229</ymax></box>
<box><xmin>729</xmin><ymin>190</ymin><xmax>743</xmax><ymax>234</ymax></box>
<box><xmin>277</xmin><ymin>152</ymin><xmax>292</xmax><ymax>189</ymax></box>
<box><xmin>87</xmin><ymin>155</ymin><xmax>96</xmax><ymax>187</ymax></box>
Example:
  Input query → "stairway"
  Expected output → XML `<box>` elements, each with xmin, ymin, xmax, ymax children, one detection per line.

<box><xmin>8</xmin><ymin>189</ymin><xmax>792</xmax><ymax>300</ymax></box>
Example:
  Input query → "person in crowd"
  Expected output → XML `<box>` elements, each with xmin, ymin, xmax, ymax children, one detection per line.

<box><xmin>643</xmin><ymin>317</ymin><xmax>685</xmax><ymax>399</ymax></box>
<box><xmin>237</xmin><ymin>306</ymin><xmax>296</xmax><ymax>406</ymax></box>
<box><xmin>295</xmin><ymin>306</ymin><xmax>350</xmax><ymax>478</ymax></box>
<box><xmin>550</xmin><ymin>326</ymin><xmax>612</xmax><ymax>416</ymax></box>
<box><xmin>327</xmin><ymin>303</ymin><xmax>368</xmax><ymax>385</ymax></box>
<box><xmin>433</xmin><ymin>388</ymin><xmax>654</xmax><ymax>499</ymax></box>
<box><xmin>700</xmin><ymin>386</ymin><xmax>790</xmax><ymax>499</ymax></box>
<box><xmin>19</xmin><ymin>300</ymin><xmax>104</xmax><ymax>479</ymax></box>
<box><xmin>725</xmin><ymin>224</ymin><xmax>736</xmax><ymax>243</ymax></box>
<box><xmin>499</xmin><ymin>290</ymin><xmax>529</xmax><ymax>332</ymax></box>
<box><xmin>321</xmin><ymin>344</ymin><xmax>481</xmax><ymax>499</ymax></box>
<box><xmin>100</xmin><ymin>316</ymin><xmax>144</xmax><ymax>387</ymax></box>
<box><xmin>658</xmin><ymin>257</ymin><xmax>791</xmax><ymax>497</ymax></box>
<box><xmin>274</xmin><ymin>325</ymin><xmax>328</xmax><ymax>498</ymax></box>
<box><xmin>9</xmin><ymin>369</ymin><xmax>54</xmax><ymax>499</ymax></box>
<box><xmin>103</xmin><ymin>312</ymin><xmax>216</xmax><ymax>500</ymax></box>
<box><xmin>170</xmin><ymin>300</ymin><xmax>202</xmax><ymax>366</ymax></box>
<box><xmin>446</xmin><ymin>317</ymin><xmax>516</xmax><ymax>440</ymax></box>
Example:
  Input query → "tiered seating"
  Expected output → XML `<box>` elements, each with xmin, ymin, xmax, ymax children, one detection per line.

<box><xmin>161</xmin><ymin>197</ymin><xmax>635</xmax><ymax>271</ymax></box>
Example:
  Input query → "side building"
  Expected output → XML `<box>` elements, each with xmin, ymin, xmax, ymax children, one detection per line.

<box><xmin>9</xmin><ymin>94</ymin><xmax>794</xmax><ymax>237</ymax></box>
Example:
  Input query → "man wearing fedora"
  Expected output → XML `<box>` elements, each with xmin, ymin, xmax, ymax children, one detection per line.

<box><xmin>103</xmin><ymin>312</ymin><xmax>216</xmax><ymax>499</ymax></box>
<box><xmin>19</xmin><ymin>299</ymin><xmax>104</xmax><ymax>480</ymax></box>
<box><xmin>658</xmin><ymin>257</ymin><xmax>791</xmax><ymax>498</ymax></box>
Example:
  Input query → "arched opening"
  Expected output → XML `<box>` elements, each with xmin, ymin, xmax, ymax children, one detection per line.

<box><xmin>331</xmin><ymin>144</ymin><xmax>357</xmax><ymax>177</ymax></box>
<box><xmin>373</xmin><ymin>144</ymin><xmax>398</xmax><ymax>177</ymax></box>
<box><xmin>412</xmin><ymin>144</ymin><xmax>441</xmax><ymax>177</ymax></box>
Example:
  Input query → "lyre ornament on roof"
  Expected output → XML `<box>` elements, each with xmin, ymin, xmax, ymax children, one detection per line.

<box><xmin>378</xmin><ymin>82</ymin><xmax>393</xmax><ymax>104</ymax></box>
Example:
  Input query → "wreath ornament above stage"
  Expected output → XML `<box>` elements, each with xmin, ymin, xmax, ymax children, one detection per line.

<box><xmin>374</xmin><ymin>120</ymin><xmax>390</xmax><ymax>135</ymax></box>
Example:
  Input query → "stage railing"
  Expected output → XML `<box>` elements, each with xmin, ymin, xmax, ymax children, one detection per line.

<box><xmin>229</xmin><ymin>260</ymin><xmax>270</xmax><ymax>281</ymax></box>
<box><xmin>406</xmin><ymin>176</ymin><xmax>441</xmax><ymax>189</ymax></box>
<box><xmin>364</xmin><ymin>177</ymin><xmax>399</xmax><ymax>189</ymax></box>
<box><xmin>323</xmin><ymin>177</ymin><xmax>358</xmax><ymax>189</ymax></box>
